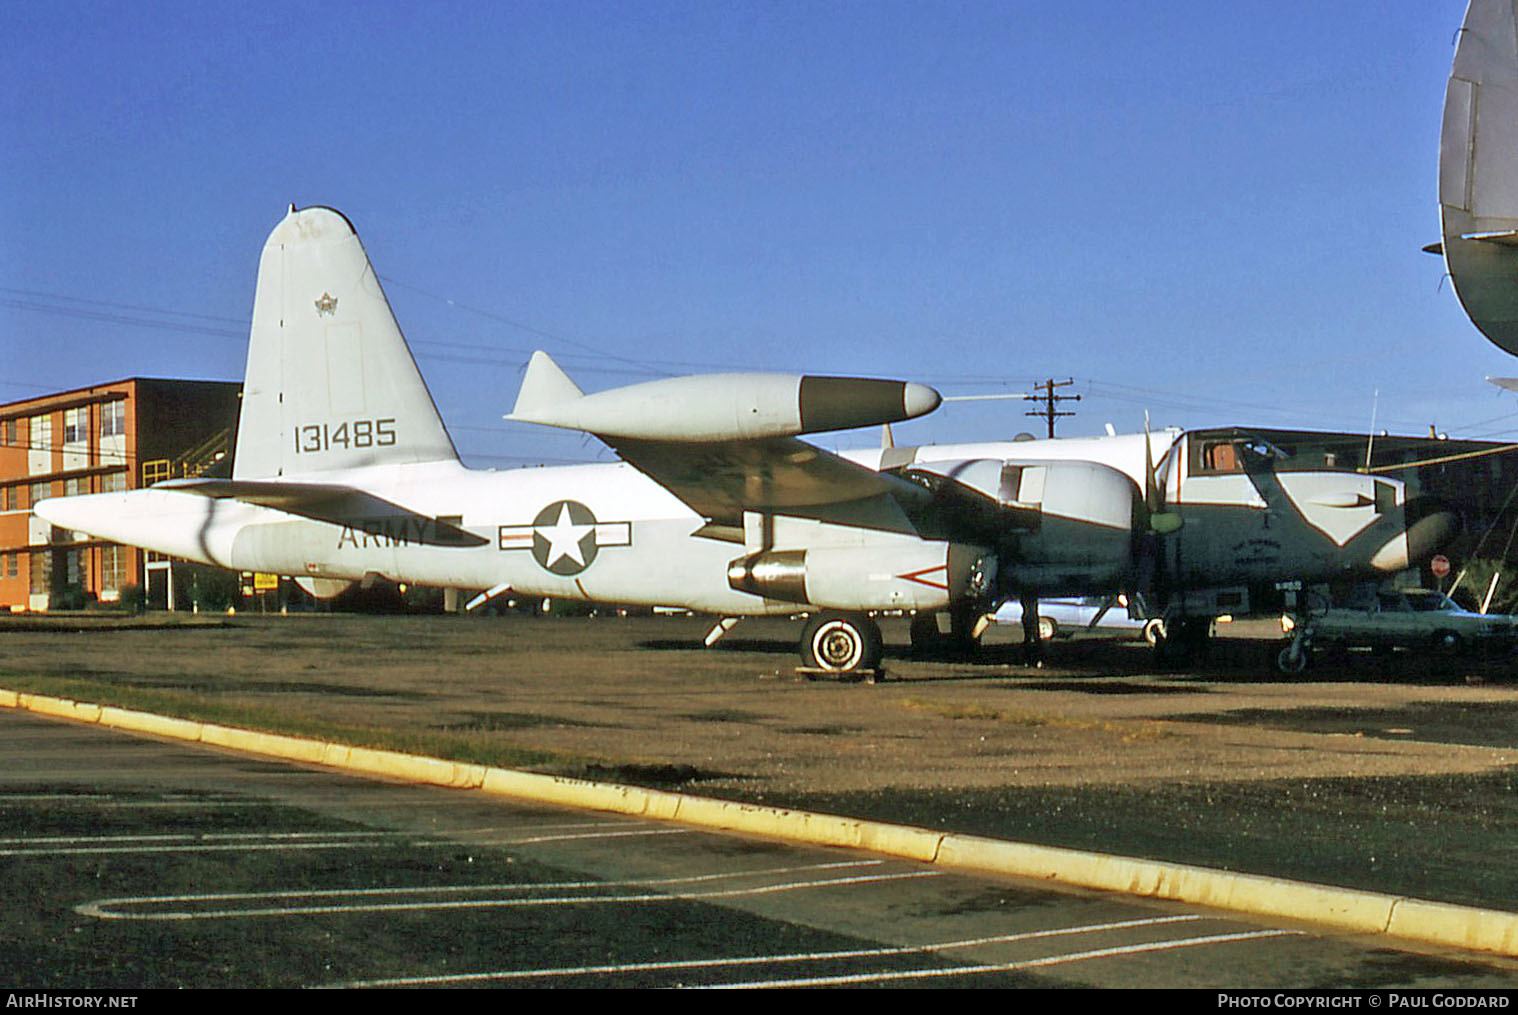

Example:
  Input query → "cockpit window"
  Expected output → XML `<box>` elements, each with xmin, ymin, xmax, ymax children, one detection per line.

<box><xmin>1193</xmin><ymin>436</ymin><xmax>1288</xmax><ymax>475</ymax></box>
<box><xmin>1239</xmin><ymin>439</ymin><xmax>1287</xmax><ymax>466</ymax></box>
<box><xmin>1202</xmin><ymin>441</ymin><xmax>1241</xmax><ymax>473</ymax></box>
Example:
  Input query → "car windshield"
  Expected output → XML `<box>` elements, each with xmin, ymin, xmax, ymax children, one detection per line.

<box><xmin>1405</xmin><ymin>591</ymin><xmax>1457</xmax><ymax>612</ymax></box>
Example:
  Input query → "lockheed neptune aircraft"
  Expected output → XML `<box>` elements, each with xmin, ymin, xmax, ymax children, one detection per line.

<box><xmin>37</xmin><ymin>207</ymin><xmax>1454</xmax><ymax>674</ymax></box>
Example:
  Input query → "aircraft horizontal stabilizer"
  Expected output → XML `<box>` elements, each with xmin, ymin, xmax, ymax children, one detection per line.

<box><xmin>1463</xmin><ymin>230</ymin><xmax>1518</xmax><ymax>247</ymax></box>
<box><xmin>506</xmin><ymin>350</ymin><xmax>941</xmax><ymax>442</ymax></box>
<box><xmin>159</xmin><ymin>478</ymin><xmax>487</xmax><ymax>546</ymax></box>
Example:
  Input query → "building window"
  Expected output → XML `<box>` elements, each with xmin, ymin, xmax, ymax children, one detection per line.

<box><xmin>63</xmin><ymin>407</ymin><xmax>87</xmax><ymax>444</ymax></box>
<box><xmin>3</xmin><ymin>554</ymin><xmax>16</xmax><ymax>580</ymax></box>
<box><xmin>28</xmin><ymin>552</ymin><xmax>49</xmax><ymax>595</ymax></box>
<box><xmin>101</xmin><ymin>400</ymin><xmax>126</xmax><ymax>438</ymax></box>
<box><xmin>0</xmin><ymin>486</ymin><xmax>16</xmax><ymax>511</ymax></box>
<box><xmin>100</xmin><ymin>471</ymin><xmax>126</xmax><ymax>493</ymax></box>
<box><xmin>0</xmin><ymin>419</ymin><xmax>13</xmax><ymax>448</ymax></box>
<box><xmin>100</xmin><ymin>545</ymin><xmax>124</xmax><ymax>593</ymax></box>
<box><xmin>64</xmin><ymin>476</ymin><xmax>89</xmax><ymax>497</ymax></box>
<box><xmin>65</xmin><ymin>548</ymin><xmax>86</xmax><ymax>588</ymax></box>
<box><xmin>32</xmin><ymin>415</ymin><xmax>51</xmax><ymax>451</ymax></box>
<box><xmin>30</xmin><ymin>481</ymin><xmax>50</xmax><ymax>506</ymax></box>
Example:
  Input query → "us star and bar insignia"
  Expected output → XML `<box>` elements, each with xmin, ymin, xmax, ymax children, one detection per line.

<box><xmin>497</xmin><ymin>500</ymin><xmax>632</xmax><ymax>576</ymax></box>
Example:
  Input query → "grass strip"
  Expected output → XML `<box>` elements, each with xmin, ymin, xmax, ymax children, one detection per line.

<box><xmin>0</xmin><ymin>671</ymin><xmax>573</xmax><ymax>772</ymax></box>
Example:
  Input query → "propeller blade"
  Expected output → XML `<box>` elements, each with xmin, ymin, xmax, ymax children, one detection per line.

<box><xmin>1144</xmin><ymin>411</ymin><xmax>1158</xmax><ymax>510</ymax></box>
<box><xmin>1144</xmin><ymin>413</ymin><xmax>1183</xmax><ymax>535</ymax></box>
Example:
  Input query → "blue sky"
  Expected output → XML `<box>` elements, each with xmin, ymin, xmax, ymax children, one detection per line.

<box><xmin>3</xmin><ymin>1</ymin><xmax>1513</xmax><ymax>468</ymax></box>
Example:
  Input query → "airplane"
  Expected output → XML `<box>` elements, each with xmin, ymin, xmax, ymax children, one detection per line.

<box><xmin>1435</xmin><ymin>0</ymin><xmax>1518</xmax><ymax>357</ymax></box>
<box><xmin>36</xmin><ymin>206</ymin><xmax>1456</xmax><ymax>675</ymax></box>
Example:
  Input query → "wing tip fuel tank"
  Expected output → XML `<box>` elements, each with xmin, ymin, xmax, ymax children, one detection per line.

<box><xmin>506</xmin><ymin>349</ymin><xmax>941</xmax><ymax>441</ymax></box>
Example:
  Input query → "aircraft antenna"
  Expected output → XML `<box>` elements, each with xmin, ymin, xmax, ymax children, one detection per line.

<box><xmin>1363</xmin><ymin>389</ymin><xmax>1379</xmax><ymax>471</ymax></box>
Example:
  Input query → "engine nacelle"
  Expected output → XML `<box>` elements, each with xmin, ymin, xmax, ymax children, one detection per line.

<box><xmin>728</xmin><ymin>541</ymin><xmax>993</xmax><ymax>612</ymax></box>
<box><xmin>904</xmin><ymin>457</ymin><xmax>1139</xmax><ymax>594</ymax></box>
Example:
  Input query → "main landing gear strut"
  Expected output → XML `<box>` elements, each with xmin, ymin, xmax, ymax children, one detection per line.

<box><xmin>1151</xmin><ymin>617</ymin><xmax>1213</xmax><ymax>667</ymax></box>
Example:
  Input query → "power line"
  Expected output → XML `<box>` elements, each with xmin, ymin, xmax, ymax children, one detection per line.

<box><xmin>1024</xmin><ymin>378</ymin><xmax>1080</xmax><ymax>438</ymax></box>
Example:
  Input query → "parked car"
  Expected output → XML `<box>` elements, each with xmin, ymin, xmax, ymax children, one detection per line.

<box><xmin>1304</xmin><ymin>586</ymin><xmax>1518</xmax><ymax>656</ymax></box>
<box><xmin>994</xmin><ymin>595</ymin><xmax>1166</xmax><ymax>644</ymax></box>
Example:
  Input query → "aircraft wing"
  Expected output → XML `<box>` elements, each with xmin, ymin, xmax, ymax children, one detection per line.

<box><xmin>507</xmin><ymin>351</ymin><xmax>939</xmax><ymax>535</ymax></box>
<box><xmin>157</xmin><ymin>478</ymin><xmax>488</xmax><ymax>546</ymax></box>
<box><xmin>607</xmin><ymin>435</ymin><xmax>928</xmax><ymax>534</ymax></box>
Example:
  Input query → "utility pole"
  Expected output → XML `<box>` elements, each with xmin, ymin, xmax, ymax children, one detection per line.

<box><xmin>1025</xmin><ymin>378</ymin><xmax>1080</xmax><ymax>438</ymax></box>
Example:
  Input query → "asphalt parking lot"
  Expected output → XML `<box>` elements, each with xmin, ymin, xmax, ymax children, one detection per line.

<box><xmin>5</xmin><ymin>708</ymin><xmax>1517</xmax><ymax>989</ymax></box>
<box><xmin>1</xmin><ymin>613</ymin><xmax>1516</xmax><ymax>987</ymax></box>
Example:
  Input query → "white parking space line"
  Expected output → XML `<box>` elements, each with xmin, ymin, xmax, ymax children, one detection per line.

<box><xmin>0</xmin><ymin>793</ymin><xmax>251</xmax><ymax>808</ymax></box>
<box><xmin>462</xmin><ymin>826</ymin><xmax>693</xmax><ymax>846</ymax></box>
<box><xmin>709</xmin><ymin>928</ymin><xmax>1305</xmax><ymax>989</ymax></box>
<box><xmin>3</xmin><ymin>830</ymin><xmax>404</xmax><ymax>846</ymax></box>
<box><xmin>78</xmin><ymin>859</ymin><xmax>940</xmax><ymax>920</ymax></box>
<box><xmin>0</xmin><ymin>794</ymin><xmax>115</xmax><ymax>802</ymax></box>
<box><xmin>0</xmin><ymin>818</ymin><xmax>688</xmax><ymax>857</ymax></box>
<box><xmin>329</xmin><ymin>914</ymin><xmax>1281</xmax><ymax>987</ymax></box>
<box><xmin>0</xmin><ymin>830</ymin><xmax>410</xmax><ymax>857</ymax></box>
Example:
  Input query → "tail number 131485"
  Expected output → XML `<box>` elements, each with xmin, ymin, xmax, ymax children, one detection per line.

<box><xmin>294</xmin><ymin>418</ymin><xmax>397</xmax><ymax>454</ymax></box>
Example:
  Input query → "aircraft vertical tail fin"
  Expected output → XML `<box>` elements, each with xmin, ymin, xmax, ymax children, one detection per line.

<box><xmin>233</xmin><ymin>205</ymin><xmax>459</xmax><ymax>479</ymax></box>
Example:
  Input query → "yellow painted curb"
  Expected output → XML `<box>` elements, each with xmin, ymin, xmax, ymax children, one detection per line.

<box><xmin>18</xmin><ymin>693</ymin><xmax>103</xmax><ymax>725</ymax></box>
<box><xmin>1388</xmin><ymin>898</ymin><xmax>1518</xmax><ymax>955</ymax></box>
<box><xmin>937</xmin><ymin>833</ymin><xmax>1396</xmax><ymax>937</ymax></box>
<box><xmin>99</xmin><ymin>704</ymin><xmax>205</xmax><ymax>742</ymax></box>
<box><xmin>329</xmin><ymin>744</ymin><xmax>488</xmax><ymax>790</ymax></box>
<box><xmin>200</xmin><ymin>725</ymin><xmax>330</xmax><ymax>765</ymax></box>
<box><xmin>4</xmin><ymin>687</ymin><xmax>1515</xmax><ymax>958</ymax></box>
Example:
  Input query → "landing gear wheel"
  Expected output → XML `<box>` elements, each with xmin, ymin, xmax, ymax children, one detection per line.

<box><xmin>1432</xmin><ymin>631</ymin><xmax>1465</xmax><ymax>655</ymax></box>
<box><xmin>1142</xmin><ymin>618</ymin><xmax>1166</xmax><ymax>647</ymax></box>
<box><xmin>909</xmin><ymin>613</ymin><xmax>940</xmax><ymax>655</ymax></box>
<box><xmin>1275</xmin><ymin>642</ymin><xmax>1310</xmax><ymax>675</ymax></box>
<box><xmin>801</xmin><ymin>612</ymin><xmax>883</xmax><ymax>676</ymax></box>
<box><xmin>1153</xmin><ymin>618</ymin><xmax>1211</xmax><ymax>668</ymax></box>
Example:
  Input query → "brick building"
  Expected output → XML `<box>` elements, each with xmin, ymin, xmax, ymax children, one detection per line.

<box><xmin>0</xmin><ymin>379</ymin><xmax>241</xmax><ymax>611</ymax></box>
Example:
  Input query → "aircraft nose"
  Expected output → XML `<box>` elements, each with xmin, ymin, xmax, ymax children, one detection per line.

<box><xmin>1406</xmin><ymin>498</ymin><xmax>1459</xmax><ymax>560</ymax></box>
<box><xmin>1369</xmin><ymin>497</ymin><xmax>1459</xmax><ymax>573</ymax></box>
